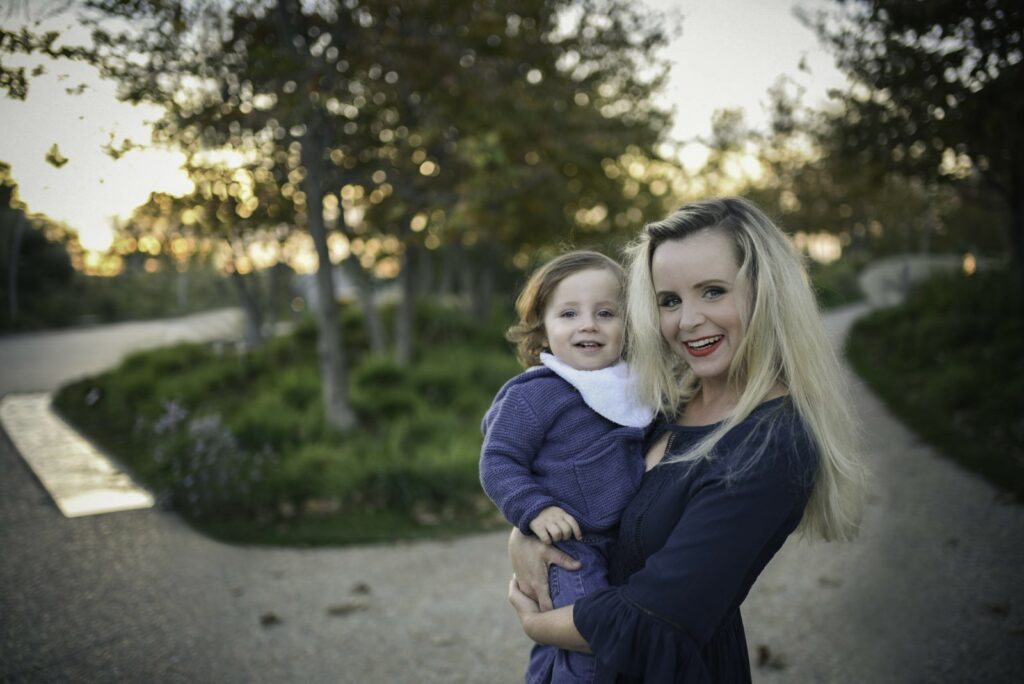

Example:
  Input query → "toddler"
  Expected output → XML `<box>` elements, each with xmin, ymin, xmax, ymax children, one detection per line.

<box><xmin>480</xmin><ymin>250</ymin><xmax>654</xmax><ymax>684</ymax></box>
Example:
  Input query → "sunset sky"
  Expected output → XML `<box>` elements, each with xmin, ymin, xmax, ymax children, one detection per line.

<box><xmin>0</xmin><ymin>0</ymin><xmax>847</xmax><ymax>252</ymax></box>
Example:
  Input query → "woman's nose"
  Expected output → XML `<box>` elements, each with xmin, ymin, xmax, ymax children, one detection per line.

<box><xmin>679</xmin><ymin>304</ymin><xmax>704</xmax><ymax>330</ymax></box>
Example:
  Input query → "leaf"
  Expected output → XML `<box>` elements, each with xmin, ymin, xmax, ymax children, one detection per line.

<box><xmin>44</xmin><ymin>143</ymin><xmax>68</xmax><ymax>168</ymax></box>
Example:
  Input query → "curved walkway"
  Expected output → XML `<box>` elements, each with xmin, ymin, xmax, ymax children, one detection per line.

<box><xmin>1</xmin><ymin>306</ymin><xmax>1022</xmax><ymax>682</ymax></box>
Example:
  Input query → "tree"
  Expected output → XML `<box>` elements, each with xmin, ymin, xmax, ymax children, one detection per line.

<box><xmin>0</xmin><ymin>162</ymin><xmax>76</xmax><ymax>328</ymax></box>
<box><xmin>808</xmin><ymin>0</ymin><xmax>1024</xmax><ymax>290</ymax></box>
<box><xmin>0</xmin><ymin>1</ymin><xmax>90</xmax><ymax>100</ymax></box>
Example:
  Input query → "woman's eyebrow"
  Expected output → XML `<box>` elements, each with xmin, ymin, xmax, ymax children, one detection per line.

<box><xmin>693</xmin><ymin>278</ymin><xmax>730</xmax><ymax>288</ymax></box>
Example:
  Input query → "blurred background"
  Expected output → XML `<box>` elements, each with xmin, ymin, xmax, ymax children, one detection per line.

<box><xmin>0</xmin><ymin>0</ymin><xmax>1021</xmax><ymax>680</ymax></box>
<box><xmin>1</xmin><ymin>0</ymin><xmax>1020</xmax><ymax>546</ymax></box>
<box><xmin>0</xmin><ymin>0</ymin><xmax>1019</xmax><ymax>679</ymax></box>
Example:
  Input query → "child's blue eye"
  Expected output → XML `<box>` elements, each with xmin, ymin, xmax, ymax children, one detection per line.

<box><xmin>598</xmin><ymin>310</ymin><xmax>617</xmax><ymax>318</ymax></box>
<box><xmin>560</xmin><ymin>310</ymin><xmax>577</xmax><ymax>318</ymax></box>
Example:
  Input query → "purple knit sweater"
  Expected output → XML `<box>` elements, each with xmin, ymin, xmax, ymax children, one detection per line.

<box><xmin>479</xmin><ymin>366</ymin><xmax>647</xmax><ymax>535</ymax></box>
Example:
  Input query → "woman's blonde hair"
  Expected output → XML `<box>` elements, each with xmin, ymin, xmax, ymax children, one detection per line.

<box><xmin>625</xmin><ymin>196</ymin><xmax>866</xmax><ymax>541</ymax></box>
<box><xmin>507</xmin><ymin>250</ymin><xmax>625</xmax><ymax>368</ymax></box>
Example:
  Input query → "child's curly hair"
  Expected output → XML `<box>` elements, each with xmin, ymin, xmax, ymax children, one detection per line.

<box><xmin>506</xmin><ymin>250</ymin><xmax>625</xmax><ymax>368</ymax></box>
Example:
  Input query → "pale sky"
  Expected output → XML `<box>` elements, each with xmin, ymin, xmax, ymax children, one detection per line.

<box><xmin>0</xmin><ymin>0</ymin><xmax>846</xmax><ymax>252</ymax></box>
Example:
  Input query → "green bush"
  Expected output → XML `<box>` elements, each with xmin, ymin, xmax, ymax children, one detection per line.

<box><xmin>808</xmin><ymin>254</ymin><xmax>867</xmax><ymax>309</ymax></box>
<box><xmin>847</xmin><ymin>267</ymin><xmax>1024</xmax><ymax>499</ymax></box>
<box><xmin>53</xmin><ymin>298</ymin><xmax>518</xmax><ymax>544</ymax></box>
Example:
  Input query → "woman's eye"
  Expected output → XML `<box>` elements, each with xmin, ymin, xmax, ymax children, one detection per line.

<box><xmin>703</xmin><ymin>287</ymin><xmax>725</xmax><ymax>299</ymax></box>
<box><xmin>658</xmin><ymin>295</ymin><xmax>680</xmax><ymax>308</ymax></box>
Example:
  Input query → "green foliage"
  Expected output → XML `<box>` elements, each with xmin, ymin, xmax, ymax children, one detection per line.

<box><xmin>847</xmin><ymin>267</ymin><xmax>1024</xmax><ymax>499</ymax></box>
<box><xmin>0</xmin><ymin>200</ymin><xmax>74</xmax><ymax>329</ymax></box>
<box><xmin>810</xmin><ymin>0</ymin><xmax>1024</xmax><ymax>272</ymax></box>
<box><xmin>808</xmin><ymin>255</ymin><xmax>867</xmax><ymax>309</ymax></box>
<box><xmin>53</xmin><ymin>300</ymin><xmax>520</xmax><ymax>544</ymax></box>
<box><xmin>0</xmin><ymin>260</ymin><xmax>236</xmax><ymax>333</ymax></box>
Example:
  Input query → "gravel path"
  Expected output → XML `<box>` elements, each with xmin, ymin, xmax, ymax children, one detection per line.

<box><xmin>2</xmin><ymin>304</ymin><xmax>1022</xmax><ymax>682</ymax></box>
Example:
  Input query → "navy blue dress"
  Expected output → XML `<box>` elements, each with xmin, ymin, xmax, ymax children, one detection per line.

<box><xmin>573</xmin><ymin>397</ymin><xmax>818</xmax><ymax>683</ymax></box>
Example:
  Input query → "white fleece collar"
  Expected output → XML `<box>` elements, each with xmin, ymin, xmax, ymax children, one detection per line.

<box><xmin>540</xmin><ymin>353</ymin><xmax>656</xmax><ymax>427</ymax></box>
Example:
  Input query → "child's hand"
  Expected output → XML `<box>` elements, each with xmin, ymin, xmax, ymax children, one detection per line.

<box><xmin>529</xmin><ymin>506</ymin><xmax>582</xmax><ymax>544</ymax></box>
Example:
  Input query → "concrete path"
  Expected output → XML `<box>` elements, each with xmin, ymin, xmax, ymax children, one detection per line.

<box><xmin>1</xmin><ymin>306</ymin><xmax>1022</xmax><ymax>682</ymax></box>
<box><xmin>0</xmin><ymin>307</ymin><xmax>245</xmax><ymax>394</ymax></box>
<box><xmin>0</xmin><ymin>393</ymin><xmax>154</xmax><ymax>517</ymax></box>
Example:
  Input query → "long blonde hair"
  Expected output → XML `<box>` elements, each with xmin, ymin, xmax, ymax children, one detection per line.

<box><xmin>625</xmin><ymin>197</ymin><xmax>866</xmax><ymax>541</ymax></box>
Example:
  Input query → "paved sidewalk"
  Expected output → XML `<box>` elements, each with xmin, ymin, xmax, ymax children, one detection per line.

<box><xmin>0</xmin><ymin>393</ymin><xmax>153</xmax><ymax>517</ymax></box>
<box><xmin>1</xmin><ymin>305</ymin><xmax>1022</xmax><ymax>682</ymax></box>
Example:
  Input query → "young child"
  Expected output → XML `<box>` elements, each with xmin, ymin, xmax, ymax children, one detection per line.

<box><xmin>480</xmin><ymin>250</ymin><xmax>655</xmax><ymax>684</ymax></box>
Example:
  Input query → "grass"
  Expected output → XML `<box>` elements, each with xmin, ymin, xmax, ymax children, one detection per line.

<box><xmin>53</xmin><ymin>299</ymin><xmax>518</xmax><ymax>546</ymax></box>
<box><xmin>846</xmin><ymin>267</ymin><xmax>1024</xmax><ymax>501</ymax></box>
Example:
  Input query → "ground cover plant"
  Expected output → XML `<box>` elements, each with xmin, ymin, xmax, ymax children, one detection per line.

<box><xmin>846</xmin><ymin>267</ymin><xmax>1024</xmax><ymax>500</ymax></box>
<box><xmin>808</xmin><ymin>254</ymin><xmax>866</xmax><ymax>310</ymax></box>
<box><xmin>53</xmin><ymin>300</ymin><xmax>520</xmax><ymax>545</ymax></box>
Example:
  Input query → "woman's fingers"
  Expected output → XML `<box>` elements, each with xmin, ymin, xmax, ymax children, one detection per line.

<box><xmin>508</xmin><ymin>575</ymin><xmax>542</xmax><ymax>630</ymax></box>
<box><xmin>542</xmin><ymin>544</ymin><xmax>582</xmax><ymax>572</ymax></box>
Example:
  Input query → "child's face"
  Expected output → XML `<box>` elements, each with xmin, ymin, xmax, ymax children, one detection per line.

<box><xmin>542</xmin><ymin>267</ymin><xmax>624</xmax><ymax>371</ymax></box>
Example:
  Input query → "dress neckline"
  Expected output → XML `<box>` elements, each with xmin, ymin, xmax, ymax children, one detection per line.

<box><xmin>663</xmin><ymin>395</ymin><xmax>787</xmax><ymax>432</ymax></box>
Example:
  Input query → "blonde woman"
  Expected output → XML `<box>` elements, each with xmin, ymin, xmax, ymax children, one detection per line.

<box><xmin>507</xmin><ymin>197</ymin><xmax>867</xmax><ymax>682</ymax></box>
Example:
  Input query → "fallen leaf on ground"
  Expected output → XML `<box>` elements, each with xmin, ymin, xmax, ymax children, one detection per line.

<box><xmin>328</xmin><ymin>600</ymin><xmax>370</xmax><ymax>617</ymax></box>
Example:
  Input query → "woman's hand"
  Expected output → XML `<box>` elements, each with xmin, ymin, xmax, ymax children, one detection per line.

<box><xmin>508</xmin><ymin>527</ymin><xmax>581</xmax><ymax>611</ymax></box>
<box><xmin>508</xmin><ymin>575</ymin><xmax>541</xmax><ymax>624</ymax></box>
<box><xmin>508</xmin><ymin>575</ymin><xmax>592</xmax><ymax>652</ymax></box>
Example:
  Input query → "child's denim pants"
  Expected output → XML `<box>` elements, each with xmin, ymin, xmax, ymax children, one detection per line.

<box><xmin>525</xmin><ymin>535</ymin><xmax>614</xmax><ymax>684</ymax></box>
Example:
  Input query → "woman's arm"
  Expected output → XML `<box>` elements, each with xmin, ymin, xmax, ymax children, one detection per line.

<box><xmin>507</xmin><ymin>527</ymin><xmax>581</xmax><ymax>611</ymax></box>
<box><xmin>508</xmin><ymin>577</ymin><xmax>592</xmax><ymax>652</ymax></box>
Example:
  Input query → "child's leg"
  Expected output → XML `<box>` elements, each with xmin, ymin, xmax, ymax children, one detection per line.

<box><xmin>525</xmin><ymin>537</ymin><xmax>612</xmax><ymax>684</ymax></box>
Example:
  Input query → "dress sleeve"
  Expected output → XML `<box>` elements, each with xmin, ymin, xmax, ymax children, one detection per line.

<box><xmin>574</xmin><ymin>424</ymin><xmax>815</xmax><ymax>677</ymax></box>
<box><xmin>479</xmin><ymin>386</ymin><xmax>560</xmax><ymax>533</ymax></box>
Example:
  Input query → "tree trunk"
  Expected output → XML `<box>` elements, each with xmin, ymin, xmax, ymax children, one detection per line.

<box><xmin>341</xmin><ymin>256</ymin><xmax>387</xmax><ymax>354</ymax></box>
<box><xmin>457</xmin><ymin>243</ymin><xmax>475</xmax><ymax>310</ymax></box>
<box><xmin>7</xmin><ymin>211</ymin><xmax>25</xmax><ymax>322</ymax></box>
<box><xmin>416</xmin><ymin>243</ymin><xmax>433</xmax><ymax>295</ymax></box>
<box><xmin>438</xmin><ymin>243</ymin><xmax>457</xmax><ymax>296</ymax></box>
<box><xmin>394</xmin><ymin>228</ymin><xmax>417</xmax><ymax>366</ymax></box>
<box><xmin>471</xmin><ymin>245</ymin><xmax>495</xmax><ymax>319</ymax></box>
<box><xmin>1010</xmin><ymin>184</ymin><xmax>1024</xmax><ymax>301</ymax></box>
<box><xmin>230</xmin><ymin>269</ymin><xmax>264</xmax><ymax>348</ymax></box>
<box><xmin>176</xmin><ymin>266</ymin><xmax>188</xmax><ymax>310</ymax></box>
<box><xmin>265</xmin><ymin>262</ymin><xmax>280</xmax><ymax>334</ymax></box>
<box><xmin>302</xmin><ymin>130</ymin><xmax>356</xmax><ymax>431</ymax></box>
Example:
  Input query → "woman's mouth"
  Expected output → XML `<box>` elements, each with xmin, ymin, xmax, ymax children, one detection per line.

<box><xmin>684</xmin><ymin>335</ymin><xmax>723</xmax><ymax>357</ymax></box>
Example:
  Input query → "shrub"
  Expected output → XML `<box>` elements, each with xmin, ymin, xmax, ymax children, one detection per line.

<box><xmin>847</xmin><ymin>267</ymin><xmax>1024</xmax><ymax>499</ymax></box>
<box><xmin>52</xmin><ymin>297</ymin><xmax>523</xmax><ymax>543</ymax></box>
<box><xmin>147</xmin><ymin>402</ymin><xmax>279</xmax><ymax>518</ymax></box>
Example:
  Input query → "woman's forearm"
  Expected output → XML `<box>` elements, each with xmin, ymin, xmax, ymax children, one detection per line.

<box><xmin>523</xmin><ymin>605</ymin><xmax>592</xmax><ymax>653</ymax></box>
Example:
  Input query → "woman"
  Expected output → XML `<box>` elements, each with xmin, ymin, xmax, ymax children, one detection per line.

<box><xmin>507</xmin><ymin>197</ymin><xmax>866</xmax><ymax>682</ymax></box>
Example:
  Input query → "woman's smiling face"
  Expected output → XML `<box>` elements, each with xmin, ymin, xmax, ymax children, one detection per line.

<box><xmin>651</xmin><ymin>229</ymin><xmax>747</xmax><ymax>388</ymax></box>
